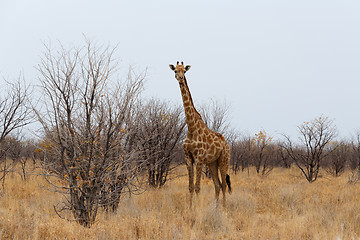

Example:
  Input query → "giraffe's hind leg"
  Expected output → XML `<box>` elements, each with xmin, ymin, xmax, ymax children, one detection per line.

<box><xmin>207</xmin><ymin>161</ymin><xmax>221</xmax><ymax>203</ymax></box>
<box><xmin>218</xmin><ymin>147</ymin><xmax>231</xmax><ymax>206</ymax></box>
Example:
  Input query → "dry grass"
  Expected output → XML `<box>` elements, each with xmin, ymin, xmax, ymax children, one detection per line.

<box><xmin>1</xmin><ymin>166</ymin><xmax>360</xmax><ymax>239</ymax></box>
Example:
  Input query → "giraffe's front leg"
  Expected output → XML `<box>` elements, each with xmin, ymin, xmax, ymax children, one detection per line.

<box><xmin>194</xmin><ymin>161</ymin><xmax>203</xmax><ymax>194</ymax></box>
<box><xmin>184</xmin><ymin>154</ymin><xmax>194</xmax><ymax>207</ymax></box>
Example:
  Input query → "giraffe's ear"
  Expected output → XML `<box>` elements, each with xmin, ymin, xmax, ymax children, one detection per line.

<box><xmin>169</xmin><ymin>64</ymin><xmax>176</xmax><ymax>71</ymax></box>
<box><xmin>185</xmin><ymin>65</ymin><xmax>191</xmax><ymax>71</ymax></box>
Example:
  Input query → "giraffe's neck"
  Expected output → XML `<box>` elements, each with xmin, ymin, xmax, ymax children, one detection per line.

<box><xmin>179</xmin><ymin>76</ymin><xmax>202</xmax><ymax>134</ymax></box>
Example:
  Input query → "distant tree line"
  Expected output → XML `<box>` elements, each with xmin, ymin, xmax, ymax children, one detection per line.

<box><xmin>230</xmin><ymin>117</ymin><xmax>360</xmax><ymax>182</ymax></box>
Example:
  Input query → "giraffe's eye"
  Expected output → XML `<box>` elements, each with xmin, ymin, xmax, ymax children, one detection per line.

<box><xmin>175</xmin><ymin>70</ymin><xmax>178</xmax><ymax>73</ymax></box>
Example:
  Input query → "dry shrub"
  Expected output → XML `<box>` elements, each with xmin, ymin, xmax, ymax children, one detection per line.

<box><xmin>347</xmin><ymin>170</ymin><xmax>360</xmax><ymax>184</ymax></box>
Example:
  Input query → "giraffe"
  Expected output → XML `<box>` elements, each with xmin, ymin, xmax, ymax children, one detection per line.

<box><xmin>169</xmin><ymin>61</ymin><xmax>232</xmax><ymax>207</ymax></box>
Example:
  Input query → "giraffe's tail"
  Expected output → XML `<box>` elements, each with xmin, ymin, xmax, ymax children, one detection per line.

<box><xmin>226</xmin><ymin>174</ymin><xmax>232</xmax><ymax>194</ymax></box>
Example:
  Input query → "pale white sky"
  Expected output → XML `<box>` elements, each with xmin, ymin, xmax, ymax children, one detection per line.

<box><xmin>1</xmin><ymin>0</ymin><xmax>359</xmax><ymax>138</ymax></box>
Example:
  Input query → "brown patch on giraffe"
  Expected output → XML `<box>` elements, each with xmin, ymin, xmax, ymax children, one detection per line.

<box><xmin>183</xmin><ymin>95</ymin><xmax>189</xmax><ymax>102</ymax></box>
<box><xmin>215</xmin><ymin>132</ymin><xmax>223</xmax><ymax>138</ymax></box>
<box><xmin>210</xmin><ymin>145</ymin><xmax>216</xmax><ymax>155</ymax></box>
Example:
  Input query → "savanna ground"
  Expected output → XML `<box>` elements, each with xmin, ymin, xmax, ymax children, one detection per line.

<box><xmin>1</xmin><ymin>165</ymin><xmax>360</xmax><ymax>240</ymax></box>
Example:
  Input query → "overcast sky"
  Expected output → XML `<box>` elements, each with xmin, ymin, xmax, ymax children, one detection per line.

<box><xmin>1</xmin><ymin>0</ymin><xmax>359</xmax><ymax>138</ymax></box>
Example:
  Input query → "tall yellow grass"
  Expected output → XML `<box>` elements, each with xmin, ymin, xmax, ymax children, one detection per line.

<box><xmin>1</xmin><ymin>166</ymin><xmax>360</xmax><ymax>239</ymax></box>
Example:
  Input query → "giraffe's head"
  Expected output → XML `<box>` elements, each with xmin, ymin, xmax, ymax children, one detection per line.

<box><xmin>169</xmin><ymin>61</ymin><xmax>191</xmax><ymax>83</ymax></box>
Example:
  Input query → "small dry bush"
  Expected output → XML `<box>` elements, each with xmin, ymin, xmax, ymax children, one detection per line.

<box><xmin>1</xmin><ymin>165</ymin><xmax>360</xmax><ymax>239</ymax></box>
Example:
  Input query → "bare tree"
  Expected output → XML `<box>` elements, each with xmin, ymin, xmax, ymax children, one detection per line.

<box><xmin>0</xmin><ymin>77</ymin><xmax>32</xmax><ymax>141</ymax></box>
<box><xmin>324</xmin><ymin>140</ymin><xmax>349</xmax><ymax>177</ymax></box>
<box><xmin>0</xmin><ymin>137</ymin><xmax>20</xmax><ymax>190</ymax></box>
<box><xmin>0</xmin><ymin>136</ymin><xmax>36</xmax><ymax>181</ymax></box>
<box><xmin>350</xmin><ymin>131</ymin><xmax>360</xmax><ymax>172</ymax></box>
<box><xmin>35</xmin><ymin>40</ymin><xmax>146</xmax><ymax>226</ymax></box>
<box><xmin>126</xmin><ymin>99</ymin><xmax>186</xmax><ymax>188</ymax></box>
<box><xmin>0</xmin><ymin>77</ymin><xmax>32</xmax><ymax>191</ymax></box>
<box><xmin>230</xmin><ymin>135</ymin><xmax>252</xmax><ymax>174</ymax></box>
<box><xmin>17</xmin><ymin>139</ymin><xmax>38</xmax><ymax>180</ymax></box>
<box><xmin>275</xmin><ymin>141</ymin><xmax>292</xmax><ymax>168</ymax></box>
<box><xmin>346</xmin><ymin>132</ymin><xmax>360</xmax><ymax>183</ymax></box>
<box><xmin>199</xmin><ymin>98</ymin><xmax>231</xmax><ymax>136</ymax></box>
<box><xmin>282</xmin><ymin>116</ymin><xmax>337</xmax><ymax>182</ymax></box>
<box><xmin>251</xmin><ymin>130</ymin><xmax>276</xmax><ymax>175</ymax></box>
